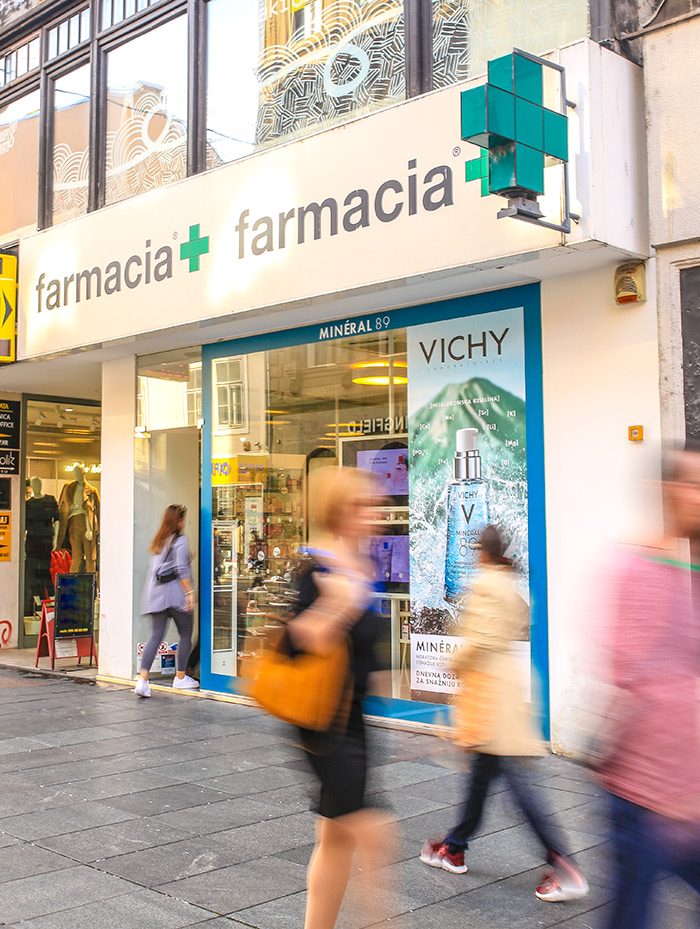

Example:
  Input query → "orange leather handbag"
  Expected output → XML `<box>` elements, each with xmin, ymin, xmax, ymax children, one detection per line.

<box><xmin>247</xmin><ymin>627</ymin><xmax>352</xmax><ymax>732</ymax></box>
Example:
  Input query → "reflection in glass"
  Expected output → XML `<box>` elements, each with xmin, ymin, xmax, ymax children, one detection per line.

<box><xmin>209</xmin><ymin>332</ymin><xmax>410</xmax><ymax>688</ymax></box>
<box><xmin>432</xmin><ymin>0</ymin><xmax>589</xmax><ymax>87</ymax></box>
<box><xmin>134</xmin><ymin>350</ymin><xmax>202</xmax><ymax>678</ymax></box>
<box><xmin>206</xmin><ymin>0</ymin><xmax>405</xmax><ymax>166</ymax></box>
<box><xmin>53</xmin><ymin>65</ymin><xmax>91</xmax><ymax>225</ymax></box>
<box><xmin>105</xmin><ymin>16</ymin><xmax>188</xmax><ymax>205</ymax></box>
<box><xmin>0</xmin><ymin>91</ymin><xmax>41</xmax><ymax>238</ymax></box>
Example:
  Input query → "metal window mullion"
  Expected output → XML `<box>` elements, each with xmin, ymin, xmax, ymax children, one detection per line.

<box><xmin>187</xmin><ymin>0</ymin><xmax>206</xmax><ymax>175</ymax></box>
<box><xmin>89</xmin><ymin>0</ymin><xmax>106</xmax><ymax>212</ymax></box>
<box><xmin>37</xmin><ymin>67</ymin><xmax>52</xmax><ymax>230</ymax></box>
<box><xmin>404</xmin><ymin>0</ymin><xmax>432</xmax><ymax>97</ymax></box>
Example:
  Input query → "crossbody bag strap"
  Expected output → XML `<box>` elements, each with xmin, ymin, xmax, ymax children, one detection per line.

<box><xmin>159</xmin><ymin>536</ymin><xmax>177</xmax><ymax>573</ymax></box>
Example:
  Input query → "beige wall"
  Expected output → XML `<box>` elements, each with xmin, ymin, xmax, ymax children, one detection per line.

<box><xmin>99</xmin><ymin>356</ymin><xmax>136</xmax><ymax>679</ymax></box>
<box><xmin>643</xmin><ymin>20</ymin><xmax>700</xmax><ymax>447</ymax></box>
<box><xmin>645</xmin><ymin>18</ymin><xmax>700</xmax><ymax>248</ymax></box>
<box><xmin>541</xmin><ymin>262</ymin><xmax>663</xmax><ymax>750</ymax></box>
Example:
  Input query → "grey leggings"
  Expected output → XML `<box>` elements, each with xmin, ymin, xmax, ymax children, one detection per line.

<box><xmin>141</xmin><ymin>609</ymin><xmax>193</xmax><ymax>674</ymax></box>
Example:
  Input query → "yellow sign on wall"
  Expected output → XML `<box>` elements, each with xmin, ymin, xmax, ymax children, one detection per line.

<box><xmin>0</xmin><ymin>513</ymin><xmax>11</xmax><ymax>561</ymax></box>
<box><xmin>0</xmin><ymin>255</ymin><xmax>17</xmax><ymax>364</ymax></box>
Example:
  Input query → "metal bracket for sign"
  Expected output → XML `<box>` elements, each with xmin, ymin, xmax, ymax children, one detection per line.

<box><xmin>495</xmin><ymin>48</ymin><xmax>580</xmax><ymax>234</ymax></box>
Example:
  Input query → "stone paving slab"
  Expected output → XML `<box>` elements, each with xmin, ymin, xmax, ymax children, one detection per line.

<box><xmin>154</xmin><ymin>855</ymin><xmax>308</xmax><ymax>914</ymax></box>
<box><xmin>0</xmin><ymin>865</ymin><xmax>134</xmax><ymax>923</ymax></box>
<box><xmin>0</xmin><ymin>668</ymin><xmax>694</xmax><ymax>928</ymax></box>
<box><xmin>5</xmin><ymin>888</ymin><xmax>218</xmax><ymax>929</ymax></box>
<box><xmin>38</xmin><ymin>815</ymin><xmax>192</xmax><ymax>862</ymax></box>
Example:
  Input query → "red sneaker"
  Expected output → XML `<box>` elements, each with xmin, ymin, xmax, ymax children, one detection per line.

<box><xmin>419</xmin><ymin>839</ymin><xmax>468</xmax><ymax>874</ymax></box>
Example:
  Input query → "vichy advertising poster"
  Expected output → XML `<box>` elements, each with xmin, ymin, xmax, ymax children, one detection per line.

<box><xmin>406</xmin><ymin>306</ymin><xmax>530</xmax><ymax>700</ymax></box>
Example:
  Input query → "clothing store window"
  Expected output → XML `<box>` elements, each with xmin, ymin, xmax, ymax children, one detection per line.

<box><xmin>22</xmin><ymin>399</ymin><xmax>101</xmax><ymax>644</ymax></box>
<box><xmin>134</xmin><ymin>349</ymin><xmax>202</xmax><ymax>676</ymax></box>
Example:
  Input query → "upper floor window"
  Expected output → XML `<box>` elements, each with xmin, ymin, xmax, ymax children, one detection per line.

<box><xmin>101</xmin><ymin>0</ymin><xmax>161</xmax><ymax>31</ymax></box>
<box><xmin>186</xmin><ymin>365</ymin><xmax>203</xmax><ymax>426</ymax></box>
<box><xmin>0</xmin><ymin>35</ymin><xmax>40</xmax><ymax>89</ymax></box>
<box><xmin>47</xmin><ymin>8</ymin><xmax>91</xmax><ymax>62</ymax></box>
<box><xmin>215</xmin><ymin>358</ymin><xmax>247</xmax><ymax>431</ymax></box>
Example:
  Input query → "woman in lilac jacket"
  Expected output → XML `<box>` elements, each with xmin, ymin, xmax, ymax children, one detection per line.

<box><xmin>135</xmin><ymin>504</ymin><xmax>199</xmax><ymax>697</ymax></box>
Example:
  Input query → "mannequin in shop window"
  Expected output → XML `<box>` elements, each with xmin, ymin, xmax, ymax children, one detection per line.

<box><xmin>56</xmin><ymin>465</ymin><xmax>100</xmax><ymax>572</ymax></box>
<box><xmin>24</xmin><ymin>477</ymin><xmax>59</xmax><ymax>608</ymax></box>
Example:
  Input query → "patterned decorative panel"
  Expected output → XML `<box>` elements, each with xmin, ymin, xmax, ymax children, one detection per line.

<box><xmin>52</xmin><ymin>66</ymin><xmax>91</xmax><ymax>226</ymax></box>
<box><xmin>254</xmin><ymin>0</ymin><xmax>405</xmax><ymax>148</ymax></box>
<box><xmin>432</xmin><ymin>0</ymin><xmax>589</xmax><ymax>88</ymax></box>
<box><xmin>104</xmin><ymin>16</ymin><xmax>190</xmax><ymax>207</ymax></box>
<box><xmin>105</xmin><ymin>86</ymin><xmax>188</xmax><ymax>206</ymax></box>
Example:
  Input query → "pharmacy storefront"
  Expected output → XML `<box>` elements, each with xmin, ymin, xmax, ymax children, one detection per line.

<box><xmin>13</xmin><ymin>40</ymin><xmax>658</xmax><ymax>743</ymax></box>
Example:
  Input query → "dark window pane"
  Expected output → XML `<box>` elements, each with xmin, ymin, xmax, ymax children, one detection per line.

<box><xmin>681</xmin><ymin>267</ymin><xmax>700</xmax><ymax>441</ymax></box>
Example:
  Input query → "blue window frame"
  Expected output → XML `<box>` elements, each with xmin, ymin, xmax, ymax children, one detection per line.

<box><xmin>200</xmin><ymin>282</ymin><xmax>550</xmax><ymax>735</ymax></box>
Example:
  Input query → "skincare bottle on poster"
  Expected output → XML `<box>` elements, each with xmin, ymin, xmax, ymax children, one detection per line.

<box><xmin>444</xmin><ymin>427</ymin><xmax>489</xmax><ymax>603</ymax></box>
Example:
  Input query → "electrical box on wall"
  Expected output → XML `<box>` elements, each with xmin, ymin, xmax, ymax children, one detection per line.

<box><xmin>628</xmin><ymin>425</ymin><xmax>644</xmax><ymax>442</ymax></box>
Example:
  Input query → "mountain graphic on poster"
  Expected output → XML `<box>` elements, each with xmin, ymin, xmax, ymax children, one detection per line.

<box><xmin>410</xmin><ymin>377</ymin><xmax>526</xmax><ymax>474</ymax></box>
<box><xmin>408</xmin><ymin>377</ymin><xmax>529</xmax><ymax>636</ymax></box>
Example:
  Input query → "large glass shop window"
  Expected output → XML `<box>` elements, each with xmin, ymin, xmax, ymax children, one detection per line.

<box><xmin>209</xmin><ymin>302</ymin><xmax>536</xmax><ymax>709</ymax></box>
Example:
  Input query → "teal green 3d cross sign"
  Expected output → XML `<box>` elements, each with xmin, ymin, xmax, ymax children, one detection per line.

<box><xmin>461</xmin><ymin>50</ymin><xmax>568</xmax><ymax>199</ymax></box>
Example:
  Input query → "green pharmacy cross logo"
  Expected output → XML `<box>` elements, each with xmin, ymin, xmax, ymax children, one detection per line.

<box><xmin>180</xmin><ymin>224</ymin><xmax>210</xmax><ymax>272</ymax></box>
<box><xmin>461</xmin><ymin>50</ymin><xmax>568</xmax><ymax>201</ymax></box>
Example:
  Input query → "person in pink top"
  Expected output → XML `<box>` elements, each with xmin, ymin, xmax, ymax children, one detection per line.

<box><xmin>596</xmin><ymin>445</ymin><xmax>700</xmax><ymax>929</ymax></box>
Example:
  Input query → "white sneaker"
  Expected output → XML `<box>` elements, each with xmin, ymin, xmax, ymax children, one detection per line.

<box><xmin>134</xmin><ymin>678</ymin><xmax>151</xmax><ymax>698</ymax></box>
<box><xmin>172</xmin><ymin>675</ymin><xmax>200</xmax><ymax>690</ymax></box>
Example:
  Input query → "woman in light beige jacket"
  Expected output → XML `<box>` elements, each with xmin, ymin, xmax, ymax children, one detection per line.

<box><xmin>420</xmin><ymin>525</ymin><xmax>589</xmax><ymax>903</ymax></box>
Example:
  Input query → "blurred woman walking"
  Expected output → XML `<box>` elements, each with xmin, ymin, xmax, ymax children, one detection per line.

<box><xmin>420</xmin><ymin>524</ymin><xmax>588</xmax><ymax>903</ymax></box>
<box><xmin>135</xmin><ymin>503</ymin><xmax>199</xmax><ymax>697</ymax></box>
<box><xmin>286</xmin><ymin>468</ymin><xmax>396</xmax><ymax>929</ymax></box>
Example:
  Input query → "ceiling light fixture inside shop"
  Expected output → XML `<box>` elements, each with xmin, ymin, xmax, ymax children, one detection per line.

<box><xmin>351</xmin><ymin>361</ymin><xmax>408</xmax><ymax>386</ymax></box>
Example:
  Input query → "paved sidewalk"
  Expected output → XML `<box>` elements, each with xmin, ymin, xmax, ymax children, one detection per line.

<box><xmin>0</xmin><ymin>668</ymin><xmax>696</xmax><ymax>929</ymax></box>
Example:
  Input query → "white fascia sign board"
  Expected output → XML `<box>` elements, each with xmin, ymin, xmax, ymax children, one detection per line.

<box><xmin>17</xmin><ymin>39</ymin><xmax>647</xmax><ymax>359</ymax></box>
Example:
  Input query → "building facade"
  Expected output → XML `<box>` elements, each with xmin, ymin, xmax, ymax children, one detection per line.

<box><xmin>0</xmin><ymin>0</ymin><xmax>663</xmax><ymax>746</ymax></box>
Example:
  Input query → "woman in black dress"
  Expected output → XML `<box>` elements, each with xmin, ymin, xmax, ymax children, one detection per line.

<box><xmin>287</xmin><ymin>467</ymin><xmax>395</xmax><ymax>929</ymax></box>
